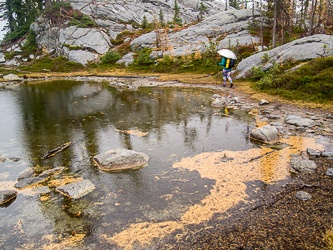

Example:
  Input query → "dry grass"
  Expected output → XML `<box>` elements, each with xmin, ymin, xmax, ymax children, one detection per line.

<box><xmin>324</xmin><ymin>228</ymin><xmax>333</xmax><ymax>249</ymax></box>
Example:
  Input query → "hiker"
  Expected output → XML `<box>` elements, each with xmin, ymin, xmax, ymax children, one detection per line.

<box><xmin>217</xmin><ymin>57</ymin><xmax>234</xmax><ymax>88</ymax></box>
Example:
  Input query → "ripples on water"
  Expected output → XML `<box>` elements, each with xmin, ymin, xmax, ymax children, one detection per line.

<box><xmin>0</xmin><ymin>80</ymin><xmax>259</xmax><ymax>248</ymax></box>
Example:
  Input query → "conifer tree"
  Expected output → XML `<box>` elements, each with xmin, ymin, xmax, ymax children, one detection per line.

<box><xmin>159</xmin><ymin>8</ymin><xmax>165</xmax><ymax>27</ymax></box>
<box><xmin>141</xmin><ymin>15</ymin><xmax>148</xmax><ymax>29</ymax></box>
<box><xmin>173</xmin><ymin>0</ymin><xmax>182</xmax><ymax>26</ymax></box>
<box><xmin>198</xmin><ymin>1</ymin><xmax>208</xmax><ymax>19</ymax></box>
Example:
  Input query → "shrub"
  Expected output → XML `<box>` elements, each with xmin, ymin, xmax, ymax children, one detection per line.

<box><xmin>101</xmin><ymin>51</ymin><xmax>121</xmax><ymax>64</ymax></box>
<box><xmin>69</xmin><ymin>13</ymin><xmax>95</xmax><ymax>28</ymax></box>
<box><xmin>132</xmin><ymin>48</ymin><xmax>153</xmax><ymax>66</ymax></box>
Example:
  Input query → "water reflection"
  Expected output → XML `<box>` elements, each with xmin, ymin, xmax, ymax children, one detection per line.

<box><xmin>0</xmin><ymin>80</ymin><xmax>257</xmax><ymax>248</ymax></box>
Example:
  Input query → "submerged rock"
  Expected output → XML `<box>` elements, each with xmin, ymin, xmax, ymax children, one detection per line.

<box><xmin>0</xmin><ymin>190</ymin><xmax>17</xmax><ymax>205</ymax></box>
<box><xmin>56</xmin><ymin>179</ymin><xmax>95</xmax><ymax>199</ymax></box>
<box><xmin>31</xmin><ymin>186</ymin><xmax>51</xmax><ymax>195</ymax></box>
<box><xmin>42</xmin><ymin>167</ymin><xmax>65</xmax><ymax>175</ymax></box>
<box><xmin>295</xmin><ymin>191</ymin><xmax>311</xmax><ymax>201</ymax></box>
<box><xmin>290</xmin><ymin>157</ymin><xmax>317</xmax><ymax>173</ymax></box>
<box><xmin>14</xmin><ymin>174</ymin><xmax>49</xmax><ymax>190</ymax></box>
<box><xmin>17</xmin><ymin>168</ymin><xmax>35</xmax><ymax>181</ymax></box>
<box><xmin>93</xmin><ymin>148</ymin><xmax>149</xmax><ymax>171</ymax></box>
<box><xmin>250</xmin><ymin>125</ymin><xmax>280</xmax><ymax>143</ymax></box>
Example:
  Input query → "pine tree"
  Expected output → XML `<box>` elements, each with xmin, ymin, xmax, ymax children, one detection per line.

<box><xmin>173</xmin><ymin>0</ymin><xmax>182</xmax><ymax>26</ymax></box>
<box><xmin>198</xmin><ymin>1</ymin><xmax>208</xmax><ymax>19</ymax></box>
<box><xmin>141</xmin><ymin>15</ymin><xmax>148</xmax><ymax>29</ymax></box>
<box><xmin>159</xmin><ymin>8</ymin><xmax>165</xmax><ymax>27</ymax></box>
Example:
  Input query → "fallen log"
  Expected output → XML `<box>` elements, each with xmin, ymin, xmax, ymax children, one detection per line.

<box><xmin>41</xmin><ymin>142</ymin><xmax>71</xmax><ymax>160</ymax></box>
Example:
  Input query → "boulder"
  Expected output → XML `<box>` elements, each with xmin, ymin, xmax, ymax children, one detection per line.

<box><xmin>211</xmin><ymin>97</ymin><xmax>227</xmax><ymax>107</ymax></box>
<box><xmin>56</xmin><ymin>179</ymin><xmax>95</xmax><ymax>199</ymax></box>
<box><xmin>250</xmin><ymin>125</ymin><xmax>280</xmax><ymax>143</ymax></box>
<box><xmin>14</xmin><ymin>174</ymin><xmax>49</xmax><ymax>190</ymax></box>
<box><xmin>258</xmin><ymin>99</ymin><xmax>269</xmax><ymax>106</ymax></box>
<box><xmin>0</xmin><ymin>190</ymin><xmax>17</xmax><ymax>205</ymax></box>
<box><xmin>289</xmin><ymin>157</ymin><xmax>317</xmax><ymax>173</ymax></box>
<box><xmin>285</xmin><ymin>115</ymin><xmax>315</xmax><ymax>127</ymax></box>
<box><xmin>17</xmin><ymin>168</ymin><xmax>35</xmax><ymax>181</ymax></box>
<box><xmin>93</xmin><ymin>148</ymin><xmax>149</xmax><ymax>171</ymax></box>
<box><xmin>3</xmin><ymin>74</ymin><xmax>23</xmax><ymax>81</ymax></box>
<box><xmin>295</xmin><ymin>191</ymin><xmax>311</xmax><ymax>201</ymax></box>
<box><xmin>236</xmin><ymin>34</ymin><xmax>333</xmax><ymax>78</ymax></box>
<box><xmin>116</xmin><ymin>52</ymin><xmax>135</xmax><ymax>67</ymax></box>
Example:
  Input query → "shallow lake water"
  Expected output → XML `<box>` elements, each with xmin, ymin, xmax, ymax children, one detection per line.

<box><xmin>0</xmin><ymin>80</ymin><xmax>324</xmax><ymax>249</ymax></box>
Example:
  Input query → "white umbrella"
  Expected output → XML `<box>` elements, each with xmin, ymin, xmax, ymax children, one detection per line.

<box><xmin>217</xmin><ymin>49</ymin><xmax>237</xmax><ymax>59</ymax></box>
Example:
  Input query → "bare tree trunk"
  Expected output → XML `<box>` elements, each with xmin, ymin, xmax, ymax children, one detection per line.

<box><xmin>272</xmin><ymin>0</ymin><xmax>278</xmax><ymax>48</ymax></box>
<box><xmin>260</xmin><ymin>0</ymin><xmax>264</xmax><ymax>48</ymax></box>
<box><xmin>308</xmin><ymin>0</ymin><xmax>318</xmax><ymax>35</ymax></box>
<box><xmin>45</xmin><ymin>0</ymin><xmax>52</xmax><ymax>9</ymax></box>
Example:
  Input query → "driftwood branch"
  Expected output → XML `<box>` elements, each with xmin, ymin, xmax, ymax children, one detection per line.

<box><xmin>243</xmin><ymin>149</ymin><xmax>277</xmax><ymax>164</ymax></box>
<box><xmin>251</xmin><ymin>183</ymin><xmax>332</xmax><ymax>211</ymax></box>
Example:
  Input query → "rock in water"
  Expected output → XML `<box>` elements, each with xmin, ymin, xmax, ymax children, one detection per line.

<box><xmin>56</xmin><ymin>179</ymin><xmax>95</xmax><ymax>199</ymax></box>
<box><xmin>14</xmin><ymin>174</ymin><xmax>49</xmax><ymax>189</ymax></box>
<box><xmin>93</xmin><ymin>148</ymin><xmax>149</xmax><ymax>171</ymax></box>
<box><xmin>250</xmin><ymin>125</ymin><xmax>280</xmax><ymax>143</ymax></box>
<box><xmin>17</xmin><ymin>168</ymin><xmax>35</xmax><ymax>181</ymax></box>
<box><xmin>0</xmin><ymin>190</ymin><xmax>17</xmax><ymax>205</ymax></box>
<box><xmin>289</xmin><ymin>157</ymin><xmax>317</xmax><ymax>173</ymax></box>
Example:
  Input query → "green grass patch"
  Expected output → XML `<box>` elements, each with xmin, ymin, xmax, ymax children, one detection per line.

<box><xmin>18</xmin><ymin>56</ymin><xmax>84</xmax><ymax>72</ymax></box>
<box><xmin>0</xmin><ymin>68</ymin><xmax>22</xmax><ymax>75</ymax></box>
<box><xmin>69</xmin><ymin>13</ymin><xmax>96</xmax><ymax>28</ymax></box>
<box><xmin>63</xmin><ymin>44</ymin><xmax>84</xmax><ymax>50</ymax></box>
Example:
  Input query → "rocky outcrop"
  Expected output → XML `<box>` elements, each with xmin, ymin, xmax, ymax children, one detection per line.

<box><xmin>70</xmin><ymin>0</ymin><xmax>225</xmax><ymax>24</ymax></box>
<box><xmin>93</xmin><ymin>148</ymin><xmax>149</xmax><ymax>171</ymax></box>
<box><xmin>236</xmin><ymin>34</ymin><xmax>333</xmax><ymax>78</ymax></box>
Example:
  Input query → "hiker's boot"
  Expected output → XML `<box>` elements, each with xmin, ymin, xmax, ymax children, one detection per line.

<box><xmin>230</xmin><ymin>83</ymin><xmax>233</xmax><ymax>88</ymax></box>
<box><xmin>223</xmin><ymin>83</ymin><xmax>226</xmax><ymax>87</ymax></box>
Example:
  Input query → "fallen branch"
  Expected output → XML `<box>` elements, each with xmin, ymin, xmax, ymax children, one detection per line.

<box><xmin>251</xmin><ymin>183</ymin><xmax>332</xmax><ymax>211</ymax></box>
<box><xmin>243</xmin><ymin>149</ymin><xmax>277</xmax><ymax>163</ymax></box>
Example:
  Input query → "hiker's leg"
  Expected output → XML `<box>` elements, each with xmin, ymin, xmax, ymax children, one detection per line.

<box><xmin>222</xmin><ymin>69</ymin><xmax>227</xmax><ymax>86</ymax></box>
